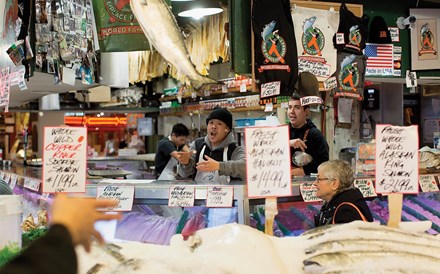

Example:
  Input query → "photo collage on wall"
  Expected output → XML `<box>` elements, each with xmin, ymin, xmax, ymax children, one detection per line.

<box><xmin>35</xmin><ymin>0</ymin><xmax>96</xmax><ymax>84</ymax></box>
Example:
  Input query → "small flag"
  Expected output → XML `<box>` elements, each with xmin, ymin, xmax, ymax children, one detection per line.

<box><xmin>365</xmin><ymin>43</ymin><xmax>394</xmax><ymax>68</ymax></box>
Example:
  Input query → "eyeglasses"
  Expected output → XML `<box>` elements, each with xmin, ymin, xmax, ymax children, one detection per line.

<box><xmin>315</xmin><ymin>177</ymin><xmax>332</xmax><ymax>182</ymax></box>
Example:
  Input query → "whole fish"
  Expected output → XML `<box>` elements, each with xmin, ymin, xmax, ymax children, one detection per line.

<box><xmin>421</xmin><ymin>23</ymin><xmax>430</xmax><ymax>36</ymax></box>
<box><xmin>340</xmin><ymin>54</ymin><xmax>356</xmax><ymax>69</ymax></box>
<box><xmin>261</xmin><ymin>20</ymin><xmax>276</xmax><ymax>42</ymax></box>
<box><xmin>303</xmin><ymin>16</ymin><xmax>317</xmax><ymax>34</ymax></box>
<box><xmin>130</xmin><ymin>0</ymin><xmax>217</xmax><ymax>90</ymax></box>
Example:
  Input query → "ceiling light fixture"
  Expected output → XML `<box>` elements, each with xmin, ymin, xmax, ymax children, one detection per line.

<box><xmin>177</xmin><ymin>0</ymin><xmax>223</xmax><ymax>20</ymax></box>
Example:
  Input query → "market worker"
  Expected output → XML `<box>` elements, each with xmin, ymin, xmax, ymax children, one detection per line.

<box><xmin>0</xmin><ymin>194</ymin><xmax>120</xmax><ymax>274</ymax></box>
<box><xmin>177</xmin><ymin>107</ymin><xmax>246</xmax><ymax>183</ymax></box>
<box><xmin>288</xmin><ymin>72</ymin><xmax>329</xmax><ymax>176</ymax></box>
<box><xmin>155</xmin><ymin>123</ymin><xmax>190</xmax><ymax>179</ymax></box>
<box><xmin>313</xmin><ymin>160</ymin><xmax>373</xmax><ymax>227</ymax></box>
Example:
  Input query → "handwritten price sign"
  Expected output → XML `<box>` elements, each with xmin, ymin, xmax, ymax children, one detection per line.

<box><xmin>260</xmin><ymin>81</ymin><xmax>280</xmax><ymax>98</ymax></box>
<box><xmin>206</xmin><ymin>186</ymin><xmax>233</xmax><ymax>207</ymax></box>
<box><xmin>245</xmin><ymin>126</ymin><xmax>291</xmax><ymax>197</ymax></box>
<box><xmin>353</xmin><ymin>179</ymin><xmax>377</xmax><ymax>198</ymax></box>
<box><xmin>168</xmin><ymin>186</ymin><xmax>195</xmax><ymax>207</ymax></box>
<box><xmin>376</xmin><ymin>125</ymin><xmax>419</xmax><ymax>194</ymax></box>
<box><xmin>419</xmin><ymin>175</ymin><xmax>439</xmax><ymax>193</ymax></box>
<box><xmin>299</xmin><ymin>181</ymin><xmax>321</xmax><ymax>202</ymax></box>
<box><xmin>97</xmin><ymin>185</ymin><xmax>135</xmax><ymax>211</ymax></box>
<box><xmin>42</xmin><ymin>127</ymin><xmax>87</xmax><ymax>193</ymax></box>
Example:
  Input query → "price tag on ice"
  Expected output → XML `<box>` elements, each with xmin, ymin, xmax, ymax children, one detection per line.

<box><xmin>168</xmin><ymin>186</ymin><xmax>195</xmax><ymax>207</ymax></box>
<box><xmin>354</xmin><ymin>179</ymin><xmax>377</xmax><ymax>198</ymax></box>
<box><xmin>299</xmin><ymin>181</ymin><xmax>321</xmax><ymax>202</ymax></box>
<box><xmin>419</xmin><ymin>175</ymin><xmax>439</xmax><ymax>192</ymax></box>
<box><xmin>97</xmin><ymin>185</ymin><xmax>135</xmax><ymax>211</ymax></box>
<box><xmin>24</xmin><ymin>179</ymin><xmax>41</xmax><ymax>192</ymax></box>
<box><xmin>206</xmin><ymin>186</ymin><xmax>233</xmax><ymax>207</ymax></box>
<box><xmin>42</xmin><ymin>127</ymin><xmax>87</xmax><ymax>193</ymax></box>
<box><xmin>245</xmin><ymin>126</ymin><xmax>291</xmax><ymax>197</ymax></box>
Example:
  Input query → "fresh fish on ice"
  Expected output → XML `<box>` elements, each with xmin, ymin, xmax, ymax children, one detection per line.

<box><xmin>130</xmin><ymin>0</ymin><xmax>217</xmax><ymax>89</ymax></box>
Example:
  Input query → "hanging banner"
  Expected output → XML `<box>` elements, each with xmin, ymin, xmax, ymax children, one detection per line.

<box><xmin>292</xmin><ymin>6</ymin><xmax>339</xmax><ymax>81</ymax></box>
<box><xmin>42</xmin><ymin>127</ymin><xmax>87</xmax><ymax>193</ymax></box>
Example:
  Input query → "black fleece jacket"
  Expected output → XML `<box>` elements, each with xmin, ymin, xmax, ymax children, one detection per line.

<box><xmin>290</xmin><ymin>119</ymin><xmax>329</xmax><ymax>175</ymax></box>
<box><xmin>314</xmin><ymin>187</ymin><xmax>374</xmax><ymax>227</ymax></box>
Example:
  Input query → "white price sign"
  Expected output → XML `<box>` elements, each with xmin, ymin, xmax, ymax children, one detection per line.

<box><xmin>168</xmin><ymin>186</ymin><xmax>195</xmax><ymax>207</ymax></box>
<box><xmin>299</xmin><ymin>181</ymin><xmax>321</xmax><ymax>202</ymax></box>
<box><xmin>206</xmin><ymin>186</ymin><xmax>233</xmax><ymax>207</ymax></box>
<box><xmin>419</xmin><ymin>175</ymin><xmax>439</xmax><ymax>193</ymax></box>
<box><xmin>24</xmin><ymin>179</ymin><xmax>41</xmax><ymax>192</ymax></box>
<box><xmin>353</xmin><ymin>179</ymin><xmax>377</xmax><ymax>198</ymax></box>
<box><xmin>97</xmin><ymin>185</ymin><xmax>135</xmax><ymax>211</ymax></box>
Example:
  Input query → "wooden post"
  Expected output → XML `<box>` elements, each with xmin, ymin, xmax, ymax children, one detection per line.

<box><xmin>264</xmin><ymin>197</ymin><xmax>278</xmax><ymax>235</ymax></box>
<box><xmin>387</xmin><ymin>193</ymin><xmax>403</xmax><ymax>228</ymax></box>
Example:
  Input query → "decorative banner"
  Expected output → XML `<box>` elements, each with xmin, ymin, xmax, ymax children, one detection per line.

<box><xmin>300</xmin><ymin>96</ymin><xmax>323</xmax><ymax>106</ymax></box>
<box><xmin>260</xmin><ymin>81</ymin><xmax>281</xmax><ymax>98</ymax></box>
<box><xmin>42</xmin><ymin>127</ymin><xmax>87</xmax><ymax>193</ymax></box>
<box><xmin>353</xmin><ymin>179</ymin><xmax>377</xmax><ymax>198</ymax></box>
<box><xmin>245</xmin><ymin>125</ymin><xmax>291</xmax><ymax>197</ymax></box>
<box><xmin>206</xmin><ymin>186</ymin><xmax>234</xmax><ymax>208</ymax></box>
<box><xmin>168</xmin><ymin>186</ymin><xmax>195</xmax><ymax>207</ymax></box>
<box><xmin>299</xmin><ymin>181</ymin><xmax>321</xmax><ymax>202</ymax></box>
<box><xmin>419</xmin><ymin>175</ymin><xmax>439</xmax><ymax>193</ymax></box>
<box><xmin>96</xmin><ymin>185</ymin><xmax>135</xmax><ymax>211</ymax></box>
<box><xmin>376</xmin><ymin>125</ymin><xmax>419</xmax><ymax>194</ymax></box>
<box><xmin>24</xmin><ymin>178</ymin><xmax>41</xmax><ymax>192</ymax></box>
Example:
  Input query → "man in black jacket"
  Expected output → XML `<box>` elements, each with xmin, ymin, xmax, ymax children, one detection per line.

<box><xmin>288</xmin><ymin>92</ymin><xmax>329</xmax><ymax>176</ymax></box>
<box><xmin>0</xmin><ymin>195</ymin><xmax>120</xmax><ymax>274</ymax></box>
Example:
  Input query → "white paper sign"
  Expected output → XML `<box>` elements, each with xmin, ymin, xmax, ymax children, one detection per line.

<box><xmin>336</xmin><ymin>33</ymin><xmax>345</xmax><ymax>44</ymax></box>
<box><xmin>376</xmin><ymin>125</ymin><xmax>419</xmax><ymax>194</ymax></box>
<box><xmin>260</xmin><ymin>81</ymin><xmax>281</xmax><ymax>98</ymax></box>
<box><xmin>419</xmin><ymin>175</ymin><xmax>439</xmax><ymax>192</ymax></box>
<box><xmin>264</xmin><ymin>103</ymin><xmax>273</xmax><ymax>112</ymax></box>
<box><xmin>3</xmin><ymin>173</ymin><xmax>11</xmax><ymax>184</ymax></box>
<box><xmin>42</xmin><ymin>127</ymin><xmax>87</xmax><ymax>193</ymax></box>
<box><xmin>299</xmin><ymin>181</ymin><xmax>321</xmax><ymax>202</ymax></box>
<box><xmin>9</xmin><ymin>175</ymin><xmax>18</xmax><ymax>190</ymax></box>
<box><xmin>324</xmin><ymin>76</ymin><xmax>337</xmax><ymax>90</ymax></box>
<box><xmin>96</xmin><ymin>185</ymin><xmax>135</xmax><ymax>211</ymax></box>
<box><xmin>24</xmin><ymin>178</ymin><xmax>41</xmax><ymax>192</ymax></box>
<box><xmin>206</xmin><ymin>186</ymin><xmax>233</xmax><ymax>207</ymax></box>
<box><xmin>300</xmin><ymin>96</ymin><xmax>324</xmax><ymax>106</ymax></box>
<box><xmin>245</xmin><ymin>126</ymin><xmax>291</xmax><ymax>197</ymax></box>
<box><xmin>168</xmin><ymin>186</ymin><xmax>195</xmax><ymax>207</ymax></box>
<box><xmin>353</xmin><ymin>179</ymin><xmax>377</xmax><ymax>198</ymax></box>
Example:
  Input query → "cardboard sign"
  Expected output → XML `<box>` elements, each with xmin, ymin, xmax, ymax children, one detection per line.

<box><xmin>42</xmin><ymin>127</ymin><xmax>87</xmax><ymax>193</ymax></box>
<box><xmin>299</xmin><ymin>181</ymin><xmax>321</xmax><ymax>202</ymax></box>
<box><xmin>260</xmin><ymin>81</ymin><xmax>281</xmax><ymax>98</ymax></box>
<box><xmin>168</xmin><ymin>186</ymin><xmax>195</xmax><ymax>207</ymax></box>
<box><xmin>353</xmin><ymin>179</ymin><xmax>377</xmax><ymax>198</ymax></box>
<box><xmin>300</xmin><ymin>96</ymin><xmax>324</xmax><ymax>106</ymax></box>
<box><xmin>245</xmin><ymin>126</ymin><xmax>292</xmax><ymax>197</ymax></box>
<box><xmin>24</xmin><ymin>178</ymin><xmax>41</xmax><ymax>192</ymax></box>
<box><xmin>96</xmin><ymin>185</ymin><xmax>135</xmax><ymax>211</ymax></box>
<box><xmin>419</xmin><ymin>175</ymin><xmax>439</xmax><ymax>193</ymax></box>
<box><xmin>376</xmin><ymin>125</ymin><xmax>419</xmax><ymax>194</ymax></box>
<box><xmin>206</xmin><ymin>186</ymin><xmax>233</xmax><ymax>207</ymax></box>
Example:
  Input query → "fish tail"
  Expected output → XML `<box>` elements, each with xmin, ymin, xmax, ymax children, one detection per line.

<box><xmin>191</xmin><ymin>75</ymin><xmax>218</xmax><ymax>90</ymax></box>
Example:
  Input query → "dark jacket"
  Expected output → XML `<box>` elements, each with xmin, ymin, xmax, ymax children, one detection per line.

<box><xmin>0</xmin><ymin>225</ymin><xmax>77</xmax><ymax>274</ymax></box>
<box><xmin>314</xmin><ymin>187</ymin><xmax>373</xmax><ymax>227</ymax></box>
<box><xmin>290</xmin><ymin>119</ymin><xmax>329</xmax><ymax>175</ymax></box>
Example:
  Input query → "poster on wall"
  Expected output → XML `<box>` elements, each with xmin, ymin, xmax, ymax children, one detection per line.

<box><xmin>42</xmin><ymin>127</ymin><xmax>87</xmax><ymax>193</ymax></box>
<box><xmin>410</xmin><ymin>9</ymin><xmax>440</xmax><ymax>70</ymax></box>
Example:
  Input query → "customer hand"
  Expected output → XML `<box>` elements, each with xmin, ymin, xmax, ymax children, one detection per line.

<box><xmin>50</xmin><ymin>194</ymin><xmax>121</xmax><ymax>252</ymax></box>
<box><xmin>177</xmin><ymin>151</ymin><xmax>194</xmax><ymax>165</ymax></box>
<box><xmin>196</xmin><ymin>155</ymin><xmax>220</xmax><ymax>172</ymax></box>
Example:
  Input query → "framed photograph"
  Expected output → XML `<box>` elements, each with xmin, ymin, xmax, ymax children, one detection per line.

<box><xmin>410</xmin><ymin>9</ymin><xmax>440</xmax><ymax>70</ymax></box>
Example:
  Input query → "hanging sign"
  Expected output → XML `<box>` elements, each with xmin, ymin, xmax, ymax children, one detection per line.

<box><xmin>42</xmin><ymin>127</ymin><xmax>87</xmax><ymax>193</ymax></box>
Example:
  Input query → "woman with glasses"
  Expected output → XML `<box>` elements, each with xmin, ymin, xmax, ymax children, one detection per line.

<box><xmin>313</xmin><ymin>159</ymin><xmax>373</xmax><ymax>227</ymax></box>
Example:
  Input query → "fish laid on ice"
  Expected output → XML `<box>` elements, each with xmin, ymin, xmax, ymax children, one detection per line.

<box><xmin>130</xmin><ymin>0</ymin><xmax>217</xmax><ymax>89</ymax></box>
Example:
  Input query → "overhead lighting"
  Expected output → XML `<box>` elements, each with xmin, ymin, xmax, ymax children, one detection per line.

<box><xmin>177</xmin><ymin>0</ymin><xmax>223</xmax><ymax>20</ymax></box>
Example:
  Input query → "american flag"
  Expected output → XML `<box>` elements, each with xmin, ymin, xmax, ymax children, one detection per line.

<box><xmin>364</xmin><ymin>43</ymin><xmax>394</xmax><ymax>69</ymax></box>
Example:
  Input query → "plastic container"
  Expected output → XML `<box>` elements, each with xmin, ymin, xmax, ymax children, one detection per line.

<box><xmin>0</xmin><ymin>195</ymin><xmax>22</xmax><ymax>248</ymax></box>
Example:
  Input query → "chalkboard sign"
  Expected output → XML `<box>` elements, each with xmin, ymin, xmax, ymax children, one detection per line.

<box><xmin>42</xmin><ymin>127</ymin><xmax>87</xmax><ymax>193</ymax></box>
<box><xmin>376</xmin><ymin>125</ymin><xmax>419</xmax><ymax>194</ymax></box>
<box><xmin>245</xmin><ymin>126</ymin><xmax>292</xmax><ymax>197</ymax></box>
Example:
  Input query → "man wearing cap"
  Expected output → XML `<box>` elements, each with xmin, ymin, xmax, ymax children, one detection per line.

<box><xmin>177</xmin><ymin>107</ymin><xmax>246</xmax><ymax>183</ymax></box>
<box><xmin>289</xmin><ymin>72</ymin><xmax>329</xmax><ymax>176</ymax></box>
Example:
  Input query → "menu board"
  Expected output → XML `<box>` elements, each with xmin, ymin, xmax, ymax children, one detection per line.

<box><xmin>245</xmin><ymin>126</ymin><xmax>292</xmax><ymax>198</ymax></box>
<box><xmin>42</xmin><ymin>127</ymin><xmax>87</xmax><ymax>193</ymax></box>
<box><xmin>376</xmin><ymin>125</ymin><xmax>419</xmax><ymax>194</ymax></box>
